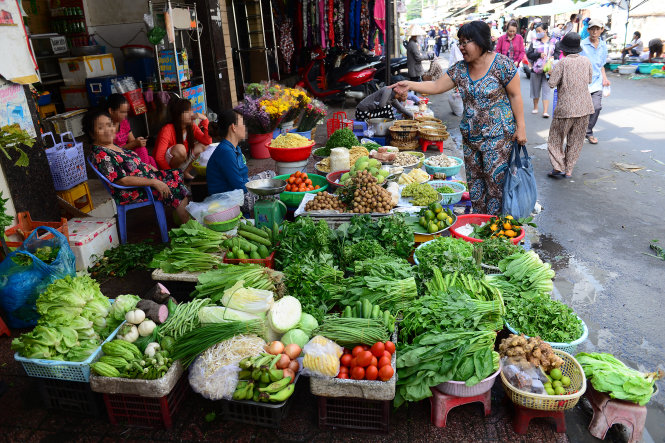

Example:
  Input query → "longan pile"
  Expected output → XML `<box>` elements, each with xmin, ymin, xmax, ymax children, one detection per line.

<box><xmin>348</xmin><ymin>171</ymin><xmax>394</xmax><ymax>214</ymax></box>
<box><xmin>305</xmin><ymin>191</ymin><xmax>346</xmax><ymax>211</ymax></box>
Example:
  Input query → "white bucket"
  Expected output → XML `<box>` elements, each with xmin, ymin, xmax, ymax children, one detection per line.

<box><xmin>275</xmin><ymin>159</ymin><xmax>308</xmax><ymax>176</ymax></box>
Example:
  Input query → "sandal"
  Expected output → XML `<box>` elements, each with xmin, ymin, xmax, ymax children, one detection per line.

<box><xmin>547</xmin><ymin>170</ymin><xmax>565</xmax><ymax>178</ymax></box>
<box><xmin>586</xmin><ymin>136</ymin><xmax>598</xmax><ymax>144</ymax></box>
<box><xmin>542</xmin><ymin>113</ymin><xmax>550</xmax><ymax>118</ymax></box>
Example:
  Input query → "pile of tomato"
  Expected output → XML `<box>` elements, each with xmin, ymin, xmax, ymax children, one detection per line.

<box><xmin>337</xmin><ymin>341</ymin><xmax>395</xmax><ymax>381</ymax></box>
<box><xmin>284</xmin><ymin>171</ymin><xmax>320</xmax><ymax>192</ymax></box>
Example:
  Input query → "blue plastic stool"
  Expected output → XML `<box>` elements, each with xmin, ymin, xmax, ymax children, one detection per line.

<box><xmin>87</xmin><ymin>158</ymin><xmax>169</xmax><ymax>244</ymax></box>
<box><xmin>353</xmin><ymin>120</ymin><xmax>368</xmax><ymax>137</ymax></box>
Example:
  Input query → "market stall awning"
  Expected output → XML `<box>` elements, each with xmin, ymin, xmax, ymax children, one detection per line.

<box><xmin>513</xmin><ymin>0</ymin><xmax>599</xmax><ymax>17</ymax></box>
<box><xmin>449</xmin><ymin>3</ymin><xmax>476</xmax><ymax>18</ymax></box>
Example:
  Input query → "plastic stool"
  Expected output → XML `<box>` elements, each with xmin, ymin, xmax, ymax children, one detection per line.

<box><xmin>56</xmin><ymin>181</ymin><xmax>94</xmax><ymax>213</ymax></box>
<box><xmin>353</xmin><ymin>120</ymin><xmax>368</xmax><ymax>138</ymax></box>
<box><xmin>0</xmin><ymin>316</ymin><xmax>10</xmax><ymax>337</ymax></box>
<box><xmin>429</xmin><ymin>387</ymin><xmax>491</xmax><ymax>428</ymax></box>
<box><xmin>38</xmin><ymin>103</ymin><xmax>57</xmax><ymax>119</ymax></box>
<box><xmin>512</xmin><ymin>405</ymin><xmax>566</xmax><ymax>434</ymax></box>
<box><xmin>587</xmin><ymin>386</ymin><xmax>646</xmax><ymax>443</ymax></box>
<box><xmin>420</xmin><ymin>138</ymin><xmax>444</xmax><ymax>153</ymax></box>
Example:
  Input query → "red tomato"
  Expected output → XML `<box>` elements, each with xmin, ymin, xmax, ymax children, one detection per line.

<box><xmin>301</xmin><ymin>173</ymin><xmax>308</xmax><ymax>179</ymax></box>
<box><xmin>378</xmin><ymin>356</ymin><xmax>391</xmax><ymax>368</ymax></box>
<box><xmin>314</xmin><ymin>185</ymin><xmax>320</xmax><ymax>189</ymax></box>
<box><xmin>340</xmin><ymin>354</ymin><xmax>352</xmax><ymax>367</ymax></box>
<box><xmin>295</xmin><ymin>177</ymin><xmax>302</xmax><ymax>185</ymax></box>
<box><xmin>371</xmin><ymin>342</ymin><xmax>385</xmax><ymax>358</ymax></box>
<box><xmin>352</xmin><ymin>346</ymin><xmax>364</xmax><ymax>357</ymax></box>
<box><xmin>339</xmin><ymin>366</ymin><xmax>349</xmax><ymax>374</ymax></box>
<box><xmin>370</xmin><ymin>356</ymin><xmax>378</xmax><ymax>367</ymax></box>
<box><xmin>350</xmin><ymin>357</ymin><xmax>357</xmax><ymax>369</ymax></box>
<box><xmin>351</xmin><ymin>366</ymin><xmax>365</xmax><ymax>380</ymax></box>
<box><xmin>382</xmin><ymin>351</ymin><xmax>392</xmax><ymax>360</ymax></box>
<box><xmin>385</xmin><ymin>341</ymin><xmax>396</xmax><ymax>354</ymax></box>
<box><xmin>378</xmin><ymin>365</ymin><xmax>394</xmax><ymax>381</ymax></box>
<box><xmin>305</xmin><ymin>179</ymin><xmax>312</xmax><ymax>186</ymax></box>
<box><xmin>365</xmin><ymin>365</ymin><xmax>378</xmax><ymax>380</ymax></box>
<box><xmin>362</xmin><ymin>345</ymin><xmax>370</xmax><ymax>351</ymax></box>
<box><xmin>338</xmin><ymin>372</ymin><xmax>349</xmax><ymax>379</ymax></box>
<box><xmin>356</xmin><ymin>351</ymin><xmax>373</xmax><ymax>367</ymax></box>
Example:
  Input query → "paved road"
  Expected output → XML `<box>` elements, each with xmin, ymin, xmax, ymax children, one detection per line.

<box><xmin>425</xmin><ymin>57</ymin><xmax>665</xmax><ymax>442</ymax></box>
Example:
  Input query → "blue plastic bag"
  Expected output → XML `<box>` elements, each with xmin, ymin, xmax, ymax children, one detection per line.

<box><xmin>0</xmin><ymin>226</ymin><xmax>76</xmax><ymax>328</ymax></box>
<box><xmin>502</xmin><ymin>143</ymin><xmax>538</xmax><ymax>220</ymax></box>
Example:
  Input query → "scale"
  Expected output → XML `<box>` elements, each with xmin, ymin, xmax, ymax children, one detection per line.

<box><xmin>246</xmin><ymin>178</ymin><xmax>288</xmax><ymax>229</ymax></box>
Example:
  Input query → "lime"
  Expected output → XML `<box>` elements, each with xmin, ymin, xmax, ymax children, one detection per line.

<box><xmin>428</xmin><ymin>222</ymin><xmax>439</xmax><ymax>233</ymax></box>
<box><xmin>424</xmin><ymin>210</ymin><xmax>435</xmax><ymax>221</ymax></box>
<box><xmin>438</xmin><ymin>221</ymin><xmax>446</xmax><ymax>230</ymax></box>
<box><xmin>545</xmin><ymin>387</ymin><xmax>555</xmax><ymax>395</ymax></box>
<box><xmin>554</xmin><ymin>386</ymin><xmax>566</xmax><ymax>395</ymax></box>
<box><xmin>543</xmin><ymin>382</ymin><xmax>552</xmax><ymax>390</ymax></box>
<box><xmin>419</xmin><ymin>216</ymin><xmax>427</xmax><ymax>227</ymax></box>
<box><xmin>560</xmin><ymin>376</ymin><xmax>571</xmax><ymax>387</ymax></box>
<box><xmin>552</xmin><ymin>380</ymin><xmax>563</xmax><ymax>389</ymax></box>
<box><xmin>549</xmin><ymin>368</ymin><xmax>562</xmax><ymax>380</ymax></box>
<box><xmin>431</xmin><ymin>202</ymin><xmax>443</xmax><ymax>214</ymax></box>
<box><xmin>447</xmin><ymin>217</ymin><xmax>453</xmax><ymax>224</ymax></box>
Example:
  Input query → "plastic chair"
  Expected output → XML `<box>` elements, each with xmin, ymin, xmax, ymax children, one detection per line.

<box><xmin>86</xmin><ymin>158</ymin><xmax>168</xmax><ymax>244</ymax></box>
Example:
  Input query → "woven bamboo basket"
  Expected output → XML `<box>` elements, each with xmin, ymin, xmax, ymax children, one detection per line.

<box><xmin>418</xmin><ymin>127</ymin><xmax>450</xmax><ymax>141</ymax></box>
<box><xmin>389</xmin><ymin>123</ymin><xmax>419</xmax><ymax>144</ymax></box>
<box><xmin>415</xmin><ymin>116</ymin><xmax>442</xmax><ymax>124</ymax></box>
<box><xmin>391</xmin><ymin>139</ymin><xmax>419</xmax><ymax>151</ymax></box>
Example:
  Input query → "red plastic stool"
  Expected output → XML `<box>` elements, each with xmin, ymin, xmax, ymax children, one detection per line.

<box><xmin>429</xmin><ymin>387</ymin><xmax>491</xmax><ymax>428</ymax></box>
<box><xmin>512</xmin><ymin>405</ymin><xmax>566</xmax><ymax>434</ymax></box>
<box><xmin>587</xmin><ymin>385</ymin><xmax>646</xmax><ymax>443</ymax></box>
<box><xmin>420</xmin><ymin>138</ymin><xmax>444</xmax><ymax>153</ymax></box>
<box><xmin>0</xmin><ymin>316</ymin><xmax>10</xmax><ymax>337</ymax></box>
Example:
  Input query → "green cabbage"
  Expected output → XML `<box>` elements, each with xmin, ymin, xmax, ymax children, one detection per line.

<box><xmin>108</xmin><ymin>294</ymin><xmax>140</xmax><ymax>322</ymax></box>
<box><xmin>281</xmin><ymin>329</ymin><xmax>309</xmax><ymax>348</ymax></box>
<box><xmin>221</xmin><ymin>281</ymin><xmax>274</xmax><ymax>314</ymax></box>
<box><xmin>198</xmin><ymin>306</ymin><xmax>262</xmax><ymax>323</ymax></box>
<box><xmin>297</xmin><ymin>313</ymin><xmax>319</xmax><ymax>336</ymax></box>
<box><xmin>267</xmin><ymin>296</ymin><xmax>302</xmax><ymax>334</ymax></box>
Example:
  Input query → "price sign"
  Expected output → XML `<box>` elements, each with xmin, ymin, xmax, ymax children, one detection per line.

<box><xmin>50</xmin><ymin>36</ymin><xmax>68</xmax><ymax>54</ymax></box>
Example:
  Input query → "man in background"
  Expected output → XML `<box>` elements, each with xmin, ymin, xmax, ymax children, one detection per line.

<box><xmin>580</xmin><ymin>18</ymin><xmax>610</xmax><ymax>145</ymax></box>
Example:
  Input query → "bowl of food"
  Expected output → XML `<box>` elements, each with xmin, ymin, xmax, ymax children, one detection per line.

<box><xmin>424</xmin><ymin>154</ymin><xmax>463</xmax><ymax>177</ymax></box>
<box><xmin>392</xmin><ymin>151</ymin><xmax>425</xmax><ymax>170</ymax></box>
<box><xmin>429</xmin><ymin>180</ymin><xmax>466</xmax><ymax>205</ymax></box>
<box><xmin>449</xmin><ymin>214</ymin><xmax>526</xmax><ymax>245</ymax></box>
<box><xmin>266</xmin><ymin>133</ymin><xmax>315</xmax><ymax>162</ymax></box>
<box><xmin>275</xmin><ymin>172</ymin><xmax>328</xmax><ymax>207</ymax></box>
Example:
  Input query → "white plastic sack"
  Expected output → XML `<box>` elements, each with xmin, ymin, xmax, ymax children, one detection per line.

<box><xmin>302</xmin><ymin>335</ymin><xmax>343</xmax><ymax>378</ymax></box>
<box><xmin>186</xmin><ymin>189</ymin><xmax>244</xmax><ymax>224</ymax></box>
<box><xmin>197</xmin><ymin>144</ymin><xmax>218</xmax><ymax>167</ymax></box>
<box><xmin>189</xmin><ymin>360</ymin><xmax>240</xmax><ymax>400</ymax></box>
<box><xmin>448</xmin><ymin>90</ymin><xmax>463</xmax><ymax>116</ymax></box>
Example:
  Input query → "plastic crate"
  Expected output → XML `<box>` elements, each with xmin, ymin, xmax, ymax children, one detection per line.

<box><xmin>103</xmin><ymin>371</ymin><xmax>189</xmax><ymax>429</ymax></box>
<box><xmin>220</xmin><ymin>374</ymin><xmax>300</xmax><ymax>427</ymax></box>
<box><xmin>4</xmin><ymin>212</ymin><xmax>69</xmax><ymax>248</ymax></box>
<box><xmin>42</xmin><ymin>131</ymin><xmax>87</xmax><ymax>191</ymax></box>
<box><xmin>317</xmin><ymin>396</ymin><xmax>391</xmax><ymax>433</ymax></box>
<box><xmin>36</xmin><ymin>378</ymin><xmax>105</xmax><ymax>417</ymax></box>
<box><xmin>14</xmin><ymin>320</ymin><xmax>123</xmax><ymax>383</ymax></box>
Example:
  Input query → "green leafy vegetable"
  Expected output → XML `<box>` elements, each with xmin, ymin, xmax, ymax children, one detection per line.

<box><xmin>192</xmin><ymin>264</ymin><xmax>284</xmax><ymax>302</ymax></box>
<box><xmin>323</xmin><ymin>128</ymin><xmax>359</xmax><ymax>156</ymax></box>
<box><xmin>150</xmin><ymin>246</ymin><xmax>224</xmax><ymax>273</ymax></box>
<box><xmin>474</xmin><ymin>237</ymin><xmax>524</xmax><ymax>267</ymax></box>
<box><xmin>169</xmin><ymin>220</ymin><xmax>228</xmax><ymax>252</ymax></box>
<box><xmin>89</xmin><ymin>240</ymin><xmax>164</xmax><ymax>279</ymax></box>
<box><xmin>505</xmin><ymin>292</ymin><xmax>583</xmax><ymax>343</ymax></box>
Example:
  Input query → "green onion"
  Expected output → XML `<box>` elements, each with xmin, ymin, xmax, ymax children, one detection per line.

<box><xmin>314</xmin><ymin>317</ymin><xmax>389</xmax><ymax>347</ymax></box>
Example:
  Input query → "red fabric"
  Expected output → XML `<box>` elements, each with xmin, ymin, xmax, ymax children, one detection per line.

<box><xmin>154</xmin><ymin>120</ymin><xmax>211</xmax><ymax>170</ymax></box>
<box><xmin>328</xmin><ymin>0</ymin><xmax>334</xmax><ymax>46</ymax></box>
<box><xmin>495</xmin><ymin>34</ymin><xmax>525</xmax><ymax>64</ymax></box>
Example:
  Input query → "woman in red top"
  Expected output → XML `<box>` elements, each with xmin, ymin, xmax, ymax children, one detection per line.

<box><xmin>495</xmin><ymin>21</ymin><xmax>525</xmax><ymax>66</ymax></box>
<box><xmin>154</xmin><ymin>98</ymin><xmax>212</xmax><ymax>175</ymax></box>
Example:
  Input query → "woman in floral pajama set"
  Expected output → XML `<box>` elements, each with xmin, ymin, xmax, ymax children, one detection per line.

<box><xmin>393</xmin><ymin>21</ymin><xmax>528</xmax><ymax>214</ymax></box>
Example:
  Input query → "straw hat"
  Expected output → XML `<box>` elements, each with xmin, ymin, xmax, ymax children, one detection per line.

<box><xmin>408</xmin><ymin>25</ymin><xmax>426</xmax><ymax>37</ymax></box>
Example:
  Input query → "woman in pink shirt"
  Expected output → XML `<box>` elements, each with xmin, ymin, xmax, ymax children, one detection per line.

<box><xmin>106</xmin><ymin>94</ymin><xmax>157</xmax><ymax>167</ymax></box>
<box><xmin>495</xmin><ymin>21</ymin><xmax>525</xmax><ymax>66</ymax></box>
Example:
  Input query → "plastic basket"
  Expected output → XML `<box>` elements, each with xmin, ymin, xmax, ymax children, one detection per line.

<box><xmin>37</xmin><ymin>378</ymin><xmax>105</xmax><ymax>417</ymax></box>
<box><xmin>220</xmin><ymin>373</ymin><xmax>300</xmax><ymax>427</ymax></box>
<box><xmin>436</xmin><ymin>366</ymin><xmax>501</xmax><ymax>397</ymax></box>
<box><xmin>500</xmin><ymin>349</ymin><xmax>586</xmax><ymax>411</ymax></box>
<box><xmin>450</xmin><ymin>214</ymin><xmax>526</xmax><ymax>245</ymax></box>
<box><xmin>504</xmin><ymin>318</ymin><xmax>589</xmax><ymax>354</ymax></box>
<box><xmin>3</xmin><ymin>212</ymin><xmax>69</xmax><ymax>248</ymax></box>
<box><xmin>424</xmin><ymin>156</ymin><xmax>463</xmax><ymax>177</ymax></box>
<box><xmin>103</xmin><ymin>371</ymin><xmax>189</xmax><ymax>429</ymax></box>
<box><xmin>43</xmin><ymin>132</ymin><xmax>87</xmax><ymax>191</ymax></box>
<box><xmin>14</xmin><ymin>320</ymin><xmax>124</xmax><ymax>383</ymax></box>
<box><xmin>429</xmin><ymin>180</ymin><xmax>465</xmax><ymax>205</ymax></box>
<box><xmin>326</xmin><ymin>112</ymin><xmax>353</xmax><ymax>137</ymax></box>
<box><xmin>275</xmin><ymin>173</ymin><xmax>328</xmax><ymax>207</ymax></box>
<box><xmin>317</xmin><ymin>396</ymin><xmax>391</xmax><ymax>433</ymax></box>
<box><xmin>205</xmin><ymin>214</ymin><xmax>242</xmax><ymax>232</ymax></box>
<box><xmin>223</xmin><ymin>249</ymin><xmax>275</xmax><ymax>268</ymax></box>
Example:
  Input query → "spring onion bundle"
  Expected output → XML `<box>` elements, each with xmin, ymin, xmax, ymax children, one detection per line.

<box><xmin>335</xmin><ymin>276</ymin><xmax>418</xmax><ymax>312</ymax></box>
<box><xmin>498</xmin><ymin>250</ymin><xmax>555</xmax><ymax>294</ymax></box>
<box><xmin>314</xmin><ymin>317</ymin><xmax>389</xmax><ymax>347</ymax></box>
<box><xmin>150</xmin><ymin>247</ymin><xmax>224</xmax><ymax>274</ymax></box>
<box><xmin>192</xmin><ymin>265</ymin><xmax>285</xmax><ymax>302</ymax></box>
<box><xmin>172</xmin><ymin>320</ymin><xmax>265</xmax><ymax>367</ymax></box>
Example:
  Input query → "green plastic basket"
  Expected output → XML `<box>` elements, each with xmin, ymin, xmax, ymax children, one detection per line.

<box><xmin>275</xmin><ymin>173</ymin><xmax>328</xmax><ymax>208</ymax></box>
<box><xmin>429</xmin><ymin>180</ymin><xmax>465</xmax><ymax>205</ymax></box>
<box><xmin>205</xmin><ymin>214</ymin><xmax>242</xmax><ymax>232</ymax></box>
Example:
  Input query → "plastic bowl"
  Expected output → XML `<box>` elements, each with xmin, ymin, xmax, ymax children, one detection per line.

<box><xmin>192</xmin><ymin>160</ymin><xmax>207</xmax><ymax>176</ymax></box>
<box><xmin>205</xmin><ymin>214</ymin><xmax>241</xmax><ymax>232</ymax></box>
<box><xmin>204</xmin><ymin>205</ymin><xmax>241</xmax><ymax>223</ymax></box>
<box><xmin>424</xmin><ymin>156</ymin><xmax>463</xmax><ymax>177</ymax></box>
<box><xmin>326</xmin><ymin>170</ymin><xmax>349</xmax><ymax>192</ymax></box>
<box><xmin>505</xmin><ymin>318</ymin><xmax>589</xmax><ymax>354</ymax></box>
<box><xmin>275</xmin><ymin>173</ymin><xmax>328</xmax><ymax>208</ymax></box>
<box><xmin>265</xmin><ymin>140</ymin><xmax>315</xmax><ymax>162</ymax></box>
<box><xmin>436</xmin><ymin>366</ymin><xmax>501</xmax><ymax>397</ymax></box>
<box><xmin>312</xmin><ymin>147</ymin><xmax>329</xmax><ymax>162</ymax></box>
<box><xmin>638</xmin><ymin>63</ymin><xmax>664</xmax><ymax>74</ymax></box>
<box><xmin>618</xmin><ymin>64</ymin><xmax>637</xmax><ymax>75</ymax></box>
<box><xmin>429</xmin><ymin>180</ymin><xmax>465</xmax><ymax>205</ymax></box>
<box><xmin>449</xmin><ymin>214</ymin><xmax>525</xmax><ymax>245</ymax></box>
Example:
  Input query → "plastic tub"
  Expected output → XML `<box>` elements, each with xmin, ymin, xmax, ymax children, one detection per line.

<box><xmin>266</xmin><ymin>140</ymin><xmax>315</xmax><ymax>162</ymax></box>
<box><xmin>618</xmin><ymin>64</ymin><xmax>637</xmax><ymax>74</ymax></box>
<box><xmin>638</xmin><ymin>63</ymin><xmax>664</xmax><ymax>74</ymax></box>
<box><xmin>505</xmin><ymin>318</ymin><xmax>589</xmax><ymax>354</ymax></box>
<box><xmin>436</xmin><ymin>366</ymin><xmax>501</xmax><ymax>397</ymax></box>
<box><xmin>205</xmin><ymin>214</ymin><xmax>242</xmax><ymax>232</ymax></box>
<box><xmin>275</xmin><ymin>173</ymin><xmax>328</xmax><ymax>207</ymax></box>
<box><xmin>326</xmin><ymin>169</ymin><xmax>349</xmax><ymax>192</ymax></box>
<box><xmin>275</xmin><ymin>159</ymin><xmax>308</xmax><ymax>176</ymax></box>
<box><xmin>449</xmin><ymin>214</ymin><xmax>525</xmax><ymax>245</ymax></box>
<box><xmin>424</xmin><ymin>156</ymin><xmax>463</xmax><ymax>177</ymax></box>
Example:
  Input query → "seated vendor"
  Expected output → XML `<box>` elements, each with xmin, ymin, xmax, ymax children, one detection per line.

<box><xmin>85</xmin><ymin>107</ymin><xmax>191</xmax><ymax>224</ymax></box>
<box><xmin>356</xmin><ymin>86</ymin><xmax>414</xmax><ymax>121</ymax></box>
<box><xmin>207</xmin><ymin>110</ymin><xmax>274</xmax><ymax>213</ymax></box>
<box><xmin>154</xmin><ymin>98</ymin><xmax>212</xmax><ymax>178</ymax></box>
<box><xmin>106</xmin><ymin>94</ymin><xmax>156</xmax><ymax>168</ymax></box>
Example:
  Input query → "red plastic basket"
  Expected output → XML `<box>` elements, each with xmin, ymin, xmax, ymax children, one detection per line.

<box><xmin>326</xmin><ymin>111</ymin><xmax>353</xmax><ymax>137</ymax></box>
<box><xmin>265</xmin><ymin>140</ymin><xmax>315</xmax><ymax>162</ymax></box>
<box><xmin>317</xmin><ymin>396</ymin><xmax>391</xmax><ymax>433</ymax></box>
<box><xmin>102</xmin><ymin>373</ymin><xmax>188</xmax><ymax>429</ymax></box>
<box><xmin>449</xmin><ymin>214</ymin><xmax>525</xmax><ymax>245</ymax></box>
<box><xmin>223</xmin><ymin>249</ymin><xmax>275</xmax><ymax>268</ymax></box>
<box><xmin>4</xmin><ymin>212</ymin><xmax>69</xmax><ymax>248</ymax></box>
<box><xmin>123</xmin><ymin>89</ymin><xmax>147</xmax><ymax>116</ymax></box>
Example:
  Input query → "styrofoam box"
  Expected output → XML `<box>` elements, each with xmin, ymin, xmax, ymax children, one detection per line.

<box><xmin>68</xmin><ymin>218</ymin><xmax>119</xmax><ymax>271</ymax></box>
<box><xmin>58</xmin><ymin>54</ymin><xmax>117</xmax><ymax>86</ymax></box>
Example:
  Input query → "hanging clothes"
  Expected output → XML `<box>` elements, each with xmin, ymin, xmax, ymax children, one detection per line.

<box><xmin>344</xmin><ymin>0</ymin><xmax>351</xmax><ymax>47</ymax></box>
<box><xmin>354</xmin><ymin>0</ymin><xmax>362</xmax><ymax>48</ymax></box>
<box><xmin>367</xmin><ymin>0</ymin><xmax>377</xmax><ymax>49</ymax></box>
<box><xmin>328</xmin><ymin>0</ymin><xmax>334</xmax><ymax>46</ymax></box>
<box><xmin>374</xmin><ymin>0</ymin><xmax>385</xmax><ymax>38</ymax></box>
<box><xmin>279</xmin><ymin>19</ymin><xmax>295</xmax><ymax>71</ymax></box>
<box><xmin>319</xmin><ymin>0</ymin><xmax>326</xmax><ymax>48</ymax></box>
<box><xmin>360</xmin><ymin>0</ymin><xmax>370</xmax><ymax>50</ymax></box>
<box><xmin>334</xmin><ymin>0</ymin><xmax>344</xmax><ymax>47</ymax></box>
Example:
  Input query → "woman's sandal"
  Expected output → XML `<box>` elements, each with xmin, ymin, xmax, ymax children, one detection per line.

<box><xmin>586</xmin><ymin>136</ymin><xmax>598</xmax><ymax>144</ymax></box>
<box><xmin>547</xmin><ymin>170</ymin><xmax>565</xmax><ymax>179</ymax></box>
<box><xmin>531</xmin><ymin>109</ymin><xmax>539</xmax><ymax>114</ymax></box>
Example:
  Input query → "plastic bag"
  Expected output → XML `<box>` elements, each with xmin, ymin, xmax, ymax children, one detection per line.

<box><xmin>0</xmin><ymin>226</ymin><xmax>76</xmax><ymax>328</ymax></box>
<box><xmin>502</xmin><ymin>143</ymin><xmax>538</xmax><ymax>219</ymax></box>
<box><xmin>501</xmin><ymin>356</ymin><xmax>547</xmax><ymax>394</ymax></box>
<box><xmin>189</xmin><ymin>359</ymin><xmax>240</xmax><ymax>400</ymax></box>
<box><xmin>196</xmin><ymin>144</ymin><xmax>218</xmax><ymax>167</ymax></box>
<box><xmin>186</xmin><ymin>189</ymin><xmax>244</xmax><ymax>224</ymax></box>
<box><xmin>302</xmin><ymin>335</ymin><xmax>343</xmax><ymax>377</ymax></box>
<box><xmin>448</xmin><ymin>90</ymin><xmax>463</xmax><ymax>116</ymax></box>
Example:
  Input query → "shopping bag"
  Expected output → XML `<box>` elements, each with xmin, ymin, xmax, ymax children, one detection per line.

<box><xmin>502</xmin><ymin>143</ymin><xmax>537</xmax><ymax>220</ymax></box>
<box><xmin>0</xmin><ymin>226</ymin><xmax>76</xmax><ymax>328</ymax></box>
<box><xmin>448</xmin><ymin>90</ymin><xmax>463</xmax><ymax>116</ymax></box>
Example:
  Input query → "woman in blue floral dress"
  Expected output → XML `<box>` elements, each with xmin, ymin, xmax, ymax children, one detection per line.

<box><xmin>393</xmin><ymin>21</ymin><xmax>527</xmax><ymax>215</ymax></box>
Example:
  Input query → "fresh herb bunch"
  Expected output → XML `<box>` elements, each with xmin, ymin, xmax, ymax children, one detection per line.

<box><xmin>474</xmin><ymin>237</ymin><xmax>525</xmax><ymax>267</ymax></box>
<box><xmin>322</xmin><ymin>128</ymin><xmax>359</xmax><ymax>156</ymax></box>
<box><xmin>89</xmin><ymin>240</ymin><xmax>164</xmax><ymax>279</ymax></box>
<box><xmin>276</xmin><ymin>217</ymin><xmax>333</xmax><ymax>269</ymax></box>
<box><xmin>415</xmin><ymin>237</ymin><xmax>482</xmax><ymax>289</ymax></box>
<box><xmin>333</xmin><ymin>214</ymin><xmax>413</xmax><ymax>260</ymax></box>
<box><xmin>506</xmin><ymin>292</ymin><xmax>583</xmax><ymax>343</ymax></box>
<box><xmin>353</xmin><ymin>256</ymin><xmax>413</xmax><ymax>280</ymax></box>
<box><xmin>341</xmin><ymin>239</ymin><xmax>388</xmax><ymax>269</ymax></box>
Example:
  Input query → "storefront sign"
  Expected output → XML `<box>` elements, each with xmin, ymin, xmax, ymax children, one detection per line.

<box><xmin>183</xmin><ymin>84</ymin><xmax>205</xmax><ymax>115</ymax></box>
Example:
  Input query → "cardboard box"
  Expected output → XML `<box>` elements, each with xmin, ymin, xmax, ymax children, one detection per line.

<box><xmin>58</xmin><ymin>54</ymin><xmax>117</xmax><ymax>86</ymax></box>
<box><xmin>60</xmin><ymin>86</ymin><xmax>89</xmax><ymax>111</ymax></box>
<box><xmin>68</xmin><ymin>218</ymin><xmax>119</xmax><ymax>271</ymax></box>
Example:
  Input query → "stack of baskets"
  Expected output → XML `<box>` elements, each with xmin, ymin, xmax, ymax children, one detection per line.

<box><xmin>417</xmin><ymin>118</ymin><xmax>449</xmax><ymax>142</ymax></box>
<box><xmin>415</xmin><ymin>116</ymin><xmax>442</xmax><ymax>125</ymax></box>
<box><xmin>389</xmin><ymin>121</ymin><xmax>420</xmax><ymax>150</ymax></box>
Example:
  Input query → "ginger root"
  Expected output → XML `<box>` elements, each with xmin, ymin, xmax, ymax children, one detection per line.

<box><xmin>500</xmin><ymin>334</ymin><xmax>563</xmax><ymax>371</ymax></box>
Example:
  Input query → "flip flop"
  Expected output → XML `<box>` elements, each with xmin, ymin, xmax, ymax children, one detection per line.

<box><xmin>547</xmin><ymin>170</ymin><xmax>565</xmax><ymax>178</ymax></box>
<box><xmin>586</xmin><ymin>136</ymin><xmax>598</xmax><ymax>144</ymax></box>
